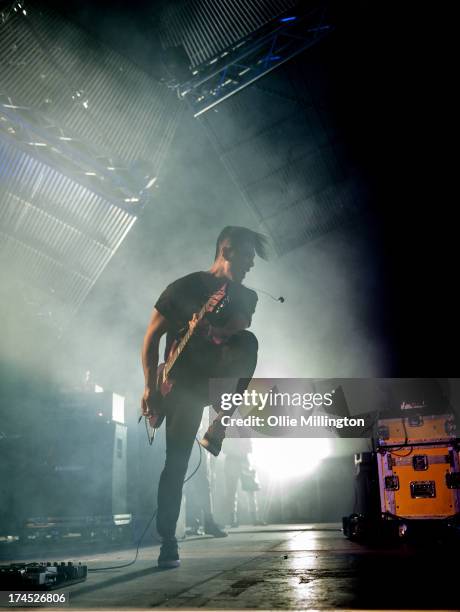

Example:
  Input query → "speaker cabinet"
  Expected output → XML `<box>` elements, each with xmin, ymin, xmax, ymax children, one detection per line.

<box><xmin>0</xmin><ymin>412</ymin><xmax>127</xmax><ymax>528</ymax></box>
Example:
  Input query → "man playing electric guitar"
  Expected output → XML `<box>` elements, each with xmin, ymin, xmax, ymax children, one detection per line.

<box><xmin>141</xmin><ymin>226</ymin><xmax>267</xmax><ymax>568</ymax></box>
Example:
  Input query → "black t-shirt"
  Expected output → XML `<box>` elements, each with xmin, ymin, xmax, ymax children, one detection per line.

<box><xmin>155</xmin><ymin>271</ymin><xmax>258</xmax><ymax>361</ymax></box>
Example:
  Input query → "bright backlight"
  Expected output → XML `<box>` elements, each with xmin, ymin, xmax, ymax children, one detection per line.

<box><xmin>251</xmin><ymin>437</ymin><xmax>330</xmax><ymax>480</ymax></box>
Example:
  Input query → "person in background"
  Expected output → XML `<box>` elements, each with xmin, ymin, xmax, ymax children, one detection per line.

<box><xmin>224</xmin><ymin>436</ymin><xmax>266</xmax><ymax>527</ymax></box>
<box><xmin>185</xmin><ymin>416</ymin><xmax>227</xmax><ymax>538</ymax></box>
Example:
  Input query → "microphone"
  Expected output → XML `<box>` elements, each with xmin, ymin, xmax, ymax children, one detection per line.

<box><xmin>247</xmin><ymin>285</ymin><xmax>285</xmax><ymax>303</ymax></box>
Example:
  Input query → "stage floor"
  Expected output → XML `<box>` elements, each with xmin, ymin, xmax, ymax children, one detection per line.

<box><xmin>2</xmin><ymin>523</ymin><xmax>457</xmax><ymax>610</ymax></box>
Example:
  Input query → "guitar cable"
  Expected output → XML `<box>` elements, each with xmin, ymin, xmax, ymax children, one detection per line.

<box><xmin>88</xmin><ymin>438</ymin><xmax>203</xmax><ymax>572</ymax></box>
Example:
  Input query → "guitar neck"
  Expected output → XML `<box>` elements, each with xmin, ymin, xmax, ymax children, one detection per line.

<box><xmin>163</xmin><ymin>299</ymin><xmax>209</xmax><ymax>379</ymax></box>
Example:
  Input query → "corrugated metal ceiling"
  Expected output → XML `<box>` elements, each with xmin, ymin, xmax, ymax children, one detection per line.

<box><xmin>0</xmin><ymin>1</ymin><xmax>181</xmax><ymax>329</ymax></box>
<box><xmin>159</xmin><ymin>0</ymin><xmax>298</xmax><ymax>68</ymax></box>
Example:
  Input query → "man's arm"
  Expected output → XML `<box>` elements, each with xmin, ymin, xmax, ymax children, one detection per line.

<box><xmin>141</xmin><ymin>307</ymin><xmax>169</xmax><ymax>414</ymax></box>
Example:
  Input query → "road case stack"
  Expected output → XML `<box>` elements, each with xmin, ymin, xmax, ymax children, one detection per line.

<box><xmin>343</xmin><ymin>412</ymin><xmax>460</xmax><ymax>540</ymax></box>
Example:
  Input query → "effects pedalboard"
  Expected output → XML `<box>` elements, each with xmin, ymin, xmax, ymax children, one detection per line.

<box><xmin>0</xmin><ymin>561</ymin><xmax>87</xmax><ymax>590</ymax></box>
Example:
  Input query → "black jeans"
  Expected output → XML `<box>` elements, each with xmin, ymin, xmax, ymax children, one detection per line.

<box><xmin>156</xmin><ymin>330</ymin><xmax>258</xmax><ymax>540</ymax></box>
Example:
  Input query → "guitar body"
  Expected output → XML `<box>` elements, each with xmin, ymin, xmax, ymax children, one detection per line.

<box><xmin>146</xmin><ymin>360</ymin><xmax>173</xmax><ymax>429</ymax></box>
<box><xmin>156</xmin><ymin>360</ymin><xmax>174</xmax><ymax>397</ymax></box>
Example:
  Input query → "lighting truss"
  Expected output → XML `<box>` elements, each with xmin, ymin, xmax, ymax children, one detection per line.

<box><xmin>177</xmin><ymin>4</ymin><xmax>334</xmax><ymax>117</ymax></box>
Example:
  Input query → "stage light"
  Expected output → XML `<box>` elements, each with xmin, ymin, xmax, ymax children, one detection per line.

<box><xmin>251</xmin><ymin>437</ymin><xmax>330</xmax><ymax>480</ymax></box>
<box><xmin>144</xmin><ymin>176</ymin><xmax>157</xmax><ymax>190</ymax></box>
<box><xmin>280</xmin><ymin>16</ymin><xmax>297</xmax><ymax>23</ymax></box>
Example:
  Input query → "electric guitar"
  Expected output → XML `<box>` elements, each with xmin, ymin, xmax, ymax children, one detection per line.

<box><xmin>142</xmin><ymin>283</ymin><xmax>229</xmax><ymax>435</ymax></box>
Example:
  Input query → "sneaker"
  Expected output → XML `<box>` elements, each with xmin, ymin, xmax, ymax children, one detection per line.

<box><xmin>158</xmin><ymin>539</ymin><xmax>180</xmax><ymax>569</ymax></box>
<box><xmin>204</xmin><ymin>519</ymin><xmax>228</xmax><ymax>538</ymax></box>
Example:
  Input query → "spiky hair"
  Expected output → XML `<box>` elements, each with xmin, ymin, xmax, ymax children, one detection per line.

<box><xmin>214</xmin><ymin>226</ymin><xmax>269</xmax><ymax>261</ymax></box>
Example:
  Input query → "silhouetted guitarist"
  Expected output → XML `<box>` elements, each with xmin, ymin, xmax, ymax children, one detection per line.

<box><xmin>141</xmin><ymin>226</ymin><xmax>267</xmax><ymax>568</ymax></box>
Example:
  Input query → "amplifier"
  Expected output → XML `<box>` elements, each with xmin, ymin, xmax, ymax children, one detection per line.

<box><xmin>377</xmin><ymin>442</ymin><xmax>460</xmax><ymax>519</ymax></box>
<box><xmin>57</xmin><ymin>391</ymin><xmax>125</xmax><ymax>423</ymax></box>
<box><xmin>0</xmin><ymin>414</ymin><xmax>127</xmax><ymax>528</ymax></box>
